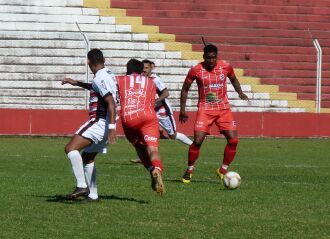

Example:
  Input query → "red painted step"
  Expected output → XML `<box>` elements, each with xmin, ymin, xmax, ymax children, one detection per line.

<box><xmin>260</xmin><ymin>78</ymin><xmax>326</xmax><ymax>86</ymax></box>
<box><xmin>128</xmin><ymin>9</ymin><xmax>330</xmax><ymax>23</ymax></box>
<box><xmin>192</xmin><ymin>44</ymin><xmax>330</xmax><ymax>55</ymax></box>
<box><xmin>216</xmin><ymin>52</ymin><xmax>317</xmax><ymax>63</ymax></box>
<box><xmin>298</xmin><ymin>93</ymin><xmax>330</xmax><ymax>101</ymax></box>
<box><xmin>176</xmin><ymin>35</ymin><xmax>330</xmax><ymax>47</ymax></box>
<box><xmin>111</xmin><ymin>1</ymin><xmax>330</xmax><ymax>15</ymax></box>
<box><xmin>244</xmin><ymin>69</ymin><xmax>330</xmax><ymax>78</ymax></box>
<box><xmin>280</xmin><ymin>85</ymin><xmax>330</xmax><ymax>93</ymax></box>
<box><xmin>232</xmin><ymin>61</ymin><xmax>330</xmax><ymax>71</ymax></box>
<box><xmin>143</xmin><ymin>17</ymin><xmax>330</xmax><ymax>31</ymax></box>
<box><xmin>151</xmin><ymin>0</ymin><xmax>330</xmax><ymax>8</ymax></box>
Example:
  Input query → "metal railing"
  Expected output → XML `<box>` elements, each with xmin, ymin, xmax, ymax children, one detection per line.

<box><xmin>313</xmin><ymin>39</ymin><xmax>322</xmax><ymax>113</ymax></box>
<box><xmin>309</xmin><ymin>29</ymin><xmax>323</xmax><ymax>113</ymax></box>
<box><xmin>76</xmin><ymin>22</ymin><xmax>91</xmax><ymax>110</ymax></box>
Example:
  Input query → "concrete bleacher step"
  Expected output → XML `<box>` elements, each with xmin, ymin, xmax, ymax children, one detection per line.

<box><xmin>0</xmin><ymin>5</ymin><xmax>98</xmax><ymax>15</ymax></box>
<box><xmin>0</xmin><ymin>0</ymin><xmax>84</xmax><ymax>7</ymax></box>
<box><xmin>0</xmin><ymin>0</ymin><xmax>317</xmax><ymax>112</ymax></box>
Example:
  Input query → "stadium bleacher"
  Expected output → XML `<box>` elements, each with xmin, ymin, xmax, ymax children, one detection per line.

<box><xmin>108</xmin><ymin>0</ymin><xmax>330</xmax><ymax>112</ymax></box>
<box><xmin>0</xmin><ymin>0</ymin><xmax>321</xmax><ymax>113</ymax></box>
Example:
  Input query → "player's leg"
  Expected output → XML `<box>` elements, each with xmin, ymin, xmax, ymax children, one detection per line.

<box><xmin>216</xmin><ymin>109</ymin><xmax>239</xmax><ymax>179</ymax></box>
<box><xmin>182</xmin><ymin>109</ymin><xmax>211</xmax><ymax>183</ymax></box>
<box><xmin>219</xmin><ymin>130</ymin><xmax>239</xmax><ymax>175</ymax></box>
<box><xmin>134</xmin><ymin>143</ymin><xmax>153</xmax><ymax>170</ymax></box>
<box><xmin>146</xmin><ymin>145</ymin><xmax>165</xmax><ymax>196</ymax></box>
<box><xmin>81</xmin><ymin>151</ymin><xmax>99</xmax><ymax>202</ymax></box>
<box><xmin>159</xmin><ymin>125</ymin><xmax>169</xmax><ymax>139</ymax></box>
<box><xmin>141</xmin><ymin>117</ymin><xmax>165</xmax><ymax>195</ymax></box>
<box><xmin>182</xmin><ymin>130</ymin><xmax>207</xmax><ymax>183</ymax></box>
<box><xmin>65</xmin><ymin>134</ymin><xmax>91</xmax><ymax>199</ymax></box>
<box><xmin>162</xmin><ymin>114</ymin><xmax>192</xmax><ymax>145</ymax></box>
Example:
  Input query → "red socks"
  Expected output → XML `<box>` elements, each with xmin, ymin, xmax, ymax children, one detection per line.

<box><xmin>151</xmin><ymin>159</ymin><xmax>163</xmax><ymax>172</ymax></box>
<box><xmin>187</xmin><ymin>143</ymin><xmax>200</xmax><ymax>172</ymax></box>
<box><xmin>222</xmin><ymin>138</ymin><xmax>239</xmax><ymax>173</ymax></box>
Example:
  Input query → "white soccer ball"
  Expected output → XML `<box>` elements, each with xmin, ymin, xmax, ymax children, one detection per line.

<box><xmin>223</xmin><ymin>171</ymin><xmax>241</xmax><ymax>189</ymax></box>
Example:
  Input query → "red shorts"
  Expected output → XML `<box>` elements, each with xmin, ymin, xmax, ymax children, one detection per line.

<box><xmin>122</xmin><ymin>114</ymin><xmax>159</xmax><ymax>147</ymax></box>
<box><xmin>194</xmin><ymin>108</ymin><xmax>237</xmax><ymax>133</ymax></box>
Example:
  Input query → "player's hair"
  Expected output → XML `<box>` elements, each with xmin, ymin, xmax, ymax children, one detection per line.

<box><xmin>203</xmin><ymin>44</ymin><xmax>218</xmax><ymax>54</ymax></box>
<box><xmin>142</xmin><ymin>59</ymin><xmax>155</xmax><ymax>66</ymax></box>
<box><xmin>126</xmin><ymin>59</ymin><xmax>144</xmax><ymax>75</ymax></box>
<box><xmin>87</xmin><ymin>48</ymin><xmax>105</xmax><ymax>65</ymax></box>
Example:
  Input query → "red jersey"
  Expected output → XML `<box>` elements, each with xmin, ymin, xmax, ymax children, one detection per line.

<box><xmin>185</xmin><ymin>60</ymin><xmax>236</xmax><ymax>110</ymax></box>
<box><xmin>116</xmin><ymin>73</ymin><xmax>157</xmax><ymax>123</ymax></box>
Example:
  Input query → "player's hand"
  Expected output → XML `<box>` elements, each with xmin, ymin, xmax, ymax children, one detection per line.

<box><xmin>108</xmin><ymin>129</ymin><xmax>116</xmax><ymax>144</ymax></box>
<box><xmin>62</xmin><ymin>78</ymin><xmax>77</xmax><ymax>86</ymax></box>
<box><xmin>239</xmin><ymin>93</ymin><xmax>249</xmax><ymax>100</ymax></box>
<box><xmin>179</xmin><ymin>111</ymin><xmax>188</xmax><ymax>123</ymax></box>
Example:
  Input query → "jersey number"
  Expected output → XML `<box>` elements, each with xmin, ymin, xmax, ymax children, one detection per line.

<box><xmin>130</xmin><ymin>75</ymin><xmax>146</xmax><ymax>88</ymax></box>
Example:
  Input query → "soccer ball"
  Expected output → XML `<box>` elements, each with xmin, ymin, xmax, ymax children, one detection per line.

<box><xmin>223</xmin><ymin>171</ymin><xmax>241</xmax><ymax>189</ymax></box>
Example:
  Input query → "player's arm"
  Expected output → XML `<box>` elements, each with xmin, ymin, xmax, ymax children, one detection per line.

<box><xmin>103</xmin><ymin>94</ymin><xmax>116</xmax><ymax>144</ymax></box>
<box><xmin>156</xmin><ymin>88</ymin><xmax>169</xmax><ymax>107</ymax></box>
<box><xmin>179</xmin><ymin>81</ymin><xmax>192</xmax><ymax>123</ymax></box>
<box><xmin>62</xmin><ymin>78</ymin><xmax>92</xmax><ymax>90</ymax></box>
<box><xmin>228</xmin><ymin>75</ymin><xmax>249</xmax><ymax>100</ymax></box>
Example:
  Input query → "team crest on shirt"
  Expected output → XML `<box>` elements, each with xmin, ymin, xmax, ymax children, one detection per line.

<box><xmin>220</xmin><ymin>74</ymin><xmax>225</xmax><ymax>81</ymax></box>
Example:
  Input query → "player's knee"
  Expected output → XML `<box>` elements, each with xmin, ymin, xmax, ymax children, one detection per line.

<box><xmin>228</xmin><ymin>138</ymin><xmax>239</xmax><ymax>147</ymax></box>
<box><xmin>169</xmin><ymin>134</ymin><xmax>176</xmax><ymax>140</ymax></box>
<box><xmin>64</xmin><ymin>145</ymin><xmax>72</xmax><ymax>154</ymax></box>
<box><xmin>193</xmin><ymin>141</ymin><xmax>203</xmax><ymax>148</ymax></box>
<box><xmin>82</xmin><ymin>152</ymin><xmax>95</xmax><ymax>164</ymax></box>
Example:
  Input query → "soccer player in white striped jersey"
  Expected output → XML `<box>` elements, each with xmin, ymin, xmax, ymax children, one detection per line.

<box><xmin>61</xmin><ymin>49</ymin><xmax>117</xmax><ymax>203</ymax></box>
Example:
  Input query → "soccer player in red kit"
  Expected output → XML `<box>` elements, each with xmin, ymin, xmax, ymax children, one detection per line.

<box><xmin>116</xmin><ymin>59</ymin><xmax>165</xmax><ymax>195</ymax></box>
<box><xmin>179</xmin><ymin>44</ymin><xmax>249</xmax><ymax>184</ymax></box>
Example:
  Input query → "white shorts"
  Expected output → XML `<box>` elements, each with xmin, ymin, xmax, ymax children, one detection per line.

<box><xmin>75</xmin><ymin>118</ymin><xmax>109</xmax><ymax>154</ymax></box>
<box><xmin>158</xmin><ymin>114</ymin><xmax>176</xmax><ymax>136</ymax></box>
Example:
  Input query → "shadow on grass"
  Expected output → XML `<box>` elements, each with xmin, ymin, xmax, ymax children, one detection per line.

<box><xmin>165</xmin><ymin>178</ymin><xmax>220</xmax><ymax>184</ymax></box>
<box><xmin>33</xmin><ymin>194</ymin><xmax>149</xmax><ymax>204</ymax></box>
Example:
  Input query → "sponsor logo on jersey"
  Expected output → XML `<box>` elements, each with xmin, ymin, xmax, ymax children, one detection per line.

<box><xmin>209</xmin><ymin>83</ymin><xmax>221</xmax><ymax>89</ymax></box>
<box><xmin>144</xmin><ymin>135</ymin><xmax>158</xmax><ymax>142</ymax></box>
<box><xmin>196</xmin><ymin>121</ymin><xmax>204</xmax><ymax>128</ymax></box>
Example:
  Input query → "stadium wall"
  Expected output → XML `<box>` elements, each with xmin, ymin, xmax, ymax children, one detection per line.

<box><xmin>1</xmin><ymin>109</ymin><xmax>330</xmax><ymax>138</ymax></box>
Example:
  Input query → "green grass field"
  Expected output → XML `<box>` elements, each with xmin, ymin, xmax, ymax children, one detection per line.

<box><xmin>0</xmin><ymin>136</ymin><xmax>329</xmax><ymax>239</ymax></box>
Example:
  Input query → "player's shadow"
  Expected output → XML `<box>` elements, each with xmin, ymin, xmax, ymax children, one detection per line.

<box><xmin>33</xmin><ymin>194</ymin><xmax>149</xmax><ymax>204</ymax></box>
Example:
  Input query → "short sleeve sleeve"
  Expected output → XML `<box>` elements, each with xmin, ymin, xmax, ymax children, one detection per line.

<box><xmin>185</xmin><ymin>67</ymin><xmax>196</xmax><ymax>84</ymax></box>
<box><xmin>227</xmin><ymin>63</ymin><xmax>236</xmax><ymax>78</ymax></box>
<box><xmin>153</xmin><ymin>75</ymin><xmax>166</xmax><ymax>92</ymax></box>
<box><xmin>93</xmin><ymin>70</ymin><xmax>117</xmax><ymax>99</ymax></box>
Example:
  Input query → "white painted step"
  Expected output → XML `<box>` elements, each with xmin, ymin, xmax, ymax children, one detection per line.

<box><xmin>0</xmin><ymin>5</ymin><xmax>98</xmax><ymax>15</ymax></box>
<box><xmin>0</xmin><ymin>22</ymin><xmax>130</xmax><ymax>33</ymax></box>
<box><xmin>0</xmin><ymin>0</ymin><xmax>84</xmax><ymax>7</ymax></box>
<box><xmin>0</xmin><ymin>13</ymin><xmax>115</xmax><ymax>24</ymax></box>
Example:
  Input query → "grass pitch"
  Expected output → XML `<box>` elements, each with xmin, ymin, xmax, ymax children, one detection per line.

<box><xmin>0</xmin><ymin>136</ymin><xmax>329</xmax><ymax>239</ymax></box>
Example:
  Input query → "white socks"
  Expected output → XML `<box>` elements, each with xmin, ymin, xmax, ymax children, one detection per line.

<box><xmin>67</xmin><ymin>150</ymin><xmax>87</xmax><ymax>188</ymax></box>
<box><xmin>84</xmin><ymin>162</ymin><xmax>98</xmax><ymax>199</ymax></box>
<box><xmin>175</xmin><ymin>132</ymin><xmax>193</xmax><ymax>145</ymax></box>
